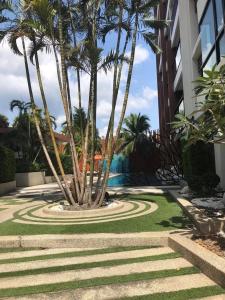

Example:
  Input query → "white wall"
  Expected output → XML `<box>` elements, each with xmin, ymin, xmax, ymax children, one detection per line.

<box><xmin>178</xmin><ymin>0</ymin><xmax>200</xmax><ymax>115</ymax></box>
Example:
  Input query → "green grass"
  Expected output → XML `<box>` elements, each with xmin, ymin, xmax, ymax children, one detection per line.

<box><xmin>0</xmin><ymin>193</ymin><xmax>190</xmax><ymax>235</ymax></box>
<box><xmin>0</xmin><ymin>252</ymin><xmax>181</xmax><ymax>278</ymax></box>
<box><xmin>0</xmin><ymin>245</ymin><xmax>158</xmax><ymax>264</ymax></box>
<box><xmin>0</xmin><ymin>267</ymin><xmax>199</xmax><ymax>298</ymax></box>
<box><xmin>121</xmin><ymin>286</ymin><xmax>225</xmax><ymax>300</ymax></box>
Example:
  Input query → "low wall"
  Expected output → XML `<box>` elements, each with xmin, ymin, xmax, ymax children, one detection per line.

<box><xmin>169</xmin><ymin>190</ymin><xmax>225</xmax><ymax>235</ymax></box>
<box><xmin>16</xmin><ymin>172</ymin><xmax>45</xmax><ymax>187</ymax></box>
<box><xmin>0</xmin><ymin>181</ymin><xmax>16</xmax><ymax>196</ymax></box>
<box><xmin>44</xmin><ymin>176</ymin><xmax>57</xmax><ymax>184</ymax></box>
<box><xmin>44</xmin><ymin>174</ymin><xmax>73</xmax><ymax>184</ymax></box>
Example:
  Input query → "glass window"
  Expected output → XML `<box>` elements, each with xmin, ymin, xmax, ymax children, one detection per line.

<box><xmin>215</xmin><ymin>0</ymin><xmax>224</xmax><ymax>31</ymax></box>
<box><xmin>219</xmin><ymin>34</ymin><xmax>225</xmax><ymax>58</ymax></box>
<box><xmin>178</xmin><ymin>100</ymin><xmax>184</xmax><ymax>115</ymax></box>
<box><xmin>175</xmin><ymin>44</ymin><xmax>181</xmax><ymax>70</ymax></box>
<box><xmin>203</xmin><ymin>49</ymin><xmax>217</xmax><ymax>71</ymax></box>
<box><xmin>200</xmin><ymin>1</ymin><xmax>216</xmax><ymax>62</ymax></box>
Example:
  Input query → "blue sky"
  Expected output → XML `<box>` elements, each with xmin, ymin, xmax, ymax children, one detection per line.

<box><xmin>0</xmin><ymin>36</ymin><xmax>159</xmax><ymax>136</ymax></box>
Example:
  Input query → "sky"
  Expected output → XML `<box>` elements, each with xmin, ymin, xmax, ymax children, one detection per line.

<box><xmin>0</xmin><ymin>37</ymin><xmax>159</xmax><ymax>137</ymax></box>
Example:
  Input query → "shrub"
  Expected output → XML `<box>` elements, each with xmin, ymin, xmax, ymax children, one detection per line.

<box><xmin>41</xmin><ymin>152</ymin><xmax>73</xmax><ymax>176</ymax></box>
<box><xmin>182</xmin><ymin>142</ymin><xmax>220</xmax><ymax>195</ymax></box>
<box><xmin>0</xmin><ymin>146</ymin><xmax>16</xmax><ymax>183</ymax></box>
<box><xmin>16</xmin><ymin>160</ymin><xmax>41</xmax><ymax>173</ymax></box>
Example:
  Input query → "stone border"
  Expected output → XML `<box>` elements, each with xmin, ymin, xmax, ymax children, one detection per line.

<box><xmin>0</xmin><ymin>232</ymin><xmax>171</xmax><ymax>249</ymax></box>
<box><xmin>169</xmin><ymin>234</ymin><xmax>225</xmax><ymax>289</ymax></box>
<box><xmin>168</xmin><ymin>190</ymin><xmax>225</xmax><ymax>235</ymax></box>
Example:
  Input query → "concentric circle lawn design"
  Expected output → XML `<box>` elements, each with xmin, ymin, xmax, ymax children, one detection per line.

<box><xmin>12</xmin><ymin>200</ymin><xmax>158</xmax><ymax>225</ymax></box>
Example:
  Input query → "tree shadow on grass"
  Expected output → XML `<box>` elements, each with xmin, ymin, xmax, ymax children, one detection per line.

<box><xmin>156</xmin><ymin>215</ymin><xmax>192</xmax><ymax>230</ymax></box>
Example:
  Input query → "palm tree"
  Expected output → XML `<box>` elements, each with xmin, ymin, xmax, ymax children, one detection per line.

<box><xmin>1</xmin><ymin>0</ymin><xmax>167</xmax><ymax>208</ymax></box>
<box><xmin>10</xmin><ymin>100</ymin><xmax>32</xmax><ymax>116</ymax></box>
<box><xmin>119</xmin><ymin>113</ymin><xmax>151</xmax><ymax>155</ymax></box>
<box><xmin>98</xmin><ymin>0</ymin><xmax>168</xmax><ymax>206</ymax></box>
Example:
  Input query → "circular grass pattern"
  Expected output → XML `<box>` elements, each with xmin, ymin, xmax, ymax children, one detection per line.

<box><xmin>12</xmin><ymin>200</ymin><xmax>158</xmax><ymax>225</ymax></box>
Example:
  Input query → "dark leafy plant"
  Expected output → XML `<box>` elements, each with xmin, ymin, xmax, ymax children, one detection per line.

<box><xmin>0</xmin><ymin>146</ymin><xmax>16</xmax><ymax>183</ymax></box>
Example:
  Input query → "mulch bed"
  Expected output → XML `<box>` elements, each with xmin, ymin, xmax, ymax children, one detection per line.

<box><xmin>192</xmin><ymin>235</ymin><xmax>225</xmax><ymax>258</ymax></box>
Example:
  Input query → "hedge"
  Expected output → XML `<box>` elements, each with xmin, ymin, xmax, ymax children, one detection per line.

<box><xmin>0</xmin><ymin>146</ymin><xmax>16</xmax><ymax>183</ymax></box>
<box><xmin>182</xmin><ymin>141</ymin><xmax>220</xmax><ymax>195</ymax></box>
<box><xmin>41</xmin><ymin>152</ymin><xmax>73</xmax><ymax>176</ymax></box>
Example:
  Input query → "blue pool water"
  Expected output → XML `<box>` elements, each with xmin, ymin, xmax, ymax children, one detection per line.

<box><xmin>103</xmin><ymin>154</ymin><xmax>130</xmax><ymax>173</ymax></box>
<box><xmin>107</xmin><ymin>173</ymin><xmax>162</xmax><ymax>187</ymax></box>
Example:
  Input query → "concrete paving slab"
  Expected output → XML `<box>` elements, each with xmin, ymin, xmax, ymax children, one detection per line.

<box><xmin>0</xmin><ymin>247</ymin><xmax>101</xmax><ymax>260</ymax></box>
<box><xmin>18</xmin><ymin>232</ymin><xmax>173</xmax><ymax>248</ymax></box>
<box><xmin>0</xmin><ymin>247</ymin><xmax>174</xmax><ymax>273</ymax></box>
<box><xmin>0</xmin><ymin>257</ymin><xmax>191</xmax><ymax>289</ymax></box>
<box><xmin>1</xmin><ymin>273</ymin><xmax>215</xmax><ymax>300</ymax></box>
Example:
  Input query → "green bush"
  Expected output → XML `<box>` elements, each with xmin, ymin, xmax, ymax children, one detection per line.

<box><xmin>0</xmin><ymin>146</ymin><xmax>16</xmax><ymax>183</ymax></box>
<box><xmin>16</xmin><ymin>160</ymin><xmax>41</xmax><ymax>173</ymax></box>
<box><xmin>41</xmin><ymin>152</ymin><xmax>73</xmax><ymax>176</ymax></box>
<box><xmin>183</xmin><ymin>142</ymin><xmax>220</xmax><ymax>195</ymax></box>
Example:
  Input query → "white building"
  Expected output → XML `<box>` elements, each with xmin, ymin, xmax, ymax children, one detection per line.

<box><xmin>156</xmin><ymin>0</ymin><xmax>225</xmax><ymax>188</ymax></box>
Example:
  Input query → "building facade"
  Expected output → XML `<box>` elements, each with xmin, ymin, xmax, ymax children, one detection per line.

<box><xmin>156</xmin><ymin>0</ymin><xmax>225</xmax><ymax>188</ymax></box>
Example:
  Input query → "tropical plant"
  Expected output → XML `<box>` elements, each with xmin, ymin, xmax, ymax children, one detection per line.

<box><xmin>0</xmin><ymin>0</ymin><xmax>167</xmax><ymax>207</ymax></box>
<box><xmin>172</xmin><ymin>65</ymin><xmax>225</xmax><ymax>146</ymax></box>
<box><xmin>0</xmin><ymin>114</ymin><xmax>9</xmax><ymax>128</ymax></box>
<box><xmin>119</xmin><ymin>113</ymin><xmax>151</xmax><ymax>155</ymax></box>
<box><xmin>10</xmin><ymin>100</ymin><xmax>32</xmax><ymax>116</ymax></box>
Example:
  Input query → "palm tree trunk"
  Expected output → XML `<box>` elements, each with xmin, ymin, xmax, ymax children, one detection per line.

<box><xmin>57</xmin><ymin>0</ymin><xmax>81</xmax><ymax>202</ymax></box>
<box><xmin>67</xmin><ymin>0</ymin><xmax>84</xmax><ymax>147</ymax></box>
<box><xmin>97</xmin><ymin>12</ymin><xmax>139</xmax><ymax>207</ymax></box>
<box><xmin>80</xmin><ymin>77</ymin><xmax>92</xmax><ymax>203</ymax></box>
<box><xmin>33</xmin><ymin>45</ymin><xmax>76</xmax><ymax>205</ymax></box>
<box><xmin>21</xmin><ymin>37</ymin><xmax>68</xmax><ymax>201</ymax></box>
<box><xmin>95</xmin><ymin>6</ymin><xmax>124</xmax><ymax>205</ymax></box>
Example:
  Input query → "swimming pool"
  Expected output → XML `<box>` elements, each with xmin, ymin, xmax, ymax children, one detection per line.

<box><xmin>107</xmin><ymin>173</ymin><xmax>162</xmax><ymax>187</ymax></box>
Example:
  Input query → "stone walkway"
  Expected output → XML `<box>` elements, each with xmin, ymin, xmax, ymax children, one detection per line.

<box><xmin>0</xmin><ymin>244</ymin><xmax>224</xmax><ymax>299</ymax></box>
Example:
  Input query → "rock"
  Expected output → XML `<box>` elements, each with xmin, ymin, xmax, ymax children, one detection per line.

<box><xmin>180</xmin><ymin>186</ymin><xmax>190</xmax><ymax>195</ymax></box>
<box><xmin>191</xmin><ymin>197</ymin><xmax>225</xmax><ymax>210</ymax></box>
<box><xmin>180</xmin><ymin>180</ymin><xmax>188</xmax><ymax>188</ymax></box>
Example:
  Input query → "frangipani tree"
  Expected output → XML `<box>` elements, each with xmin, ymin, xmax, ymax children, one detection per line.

<box><xmin>0</xmin><ymin>0</ymin><xmax>167</xmax><ymax>208</ymax></box>
<box><xmin>172</xmin><ymin>65</ymin><xmax>225</xmax><ymax>146</ymax></box>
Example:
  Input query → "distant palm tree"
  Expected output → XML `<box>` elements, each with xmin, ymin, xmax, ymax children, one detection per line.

<box><xmin>119</xmin><ymin>113</ymin><xmax>150</xmax><ymax>155</ymax></box>
<box><xmin>10</xmin><ymin>100</ymin><xmax>32</xmax><ymax>116</ymax></box>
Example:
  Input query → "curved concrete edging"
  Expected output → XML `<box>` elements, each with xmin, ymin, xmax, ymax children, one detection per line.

<box><xmin>42</xmin><ymin>201</ymin><xmax>124</xmax><ymax>217</ymax></box>
<box><xmin>12</xmin><ymin>200</ymin><xmax>158</xmax><ymax>225</ymax></box>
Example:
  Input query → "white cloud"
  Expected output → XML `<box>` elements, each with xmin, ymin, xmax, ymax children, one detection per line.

<box><xmin>56</xmin><ymin>115</ymin><xmax>66</xmax><ymax>128</ymax></box>
<box><xmin>126</xmin><ymin>44</ymin><xmax>150</xmax><ymax>65</ymax></box>
<box><xmin>0</xmin><ymin>40</ymin><xmax>157</xmax><ymax>135</ymax></box>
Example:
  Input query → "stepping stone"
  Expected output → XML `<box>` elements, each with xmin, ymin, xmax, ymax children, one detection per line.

<box><xmin>1</xmin><ymin>274</ymin><xmax>215</xmax><ymax>300</ymax></box>
<box><xmin>0</xmin><ymin>257</ymin><xmax>191</xmax><ymax>289</ymax></box>
<box><xmin>0</xmin><ymin>247</ymin><xmax>101</xmax><ymax>260</ymax></box>
<box><xmin>59</xmin><ymin>274</ymin><xmax>216</xmax><ymax>299</ymax></box>
<box><xmin>0</xmin><ymin>247</ymin><xmax>174</xmax><ymax>273</ymax></box>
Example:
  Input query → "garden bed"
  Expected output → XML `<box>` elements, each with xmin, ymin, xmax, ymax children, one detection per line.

<box><xmin>169</xmin><ymin>190</ymin><xmax>225</xmax><ymax>235</ymax></box>
<box><xmin>192</xmin><ymin>236</ymin><xmax>225</xmax><ymax>258</ymax></box>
